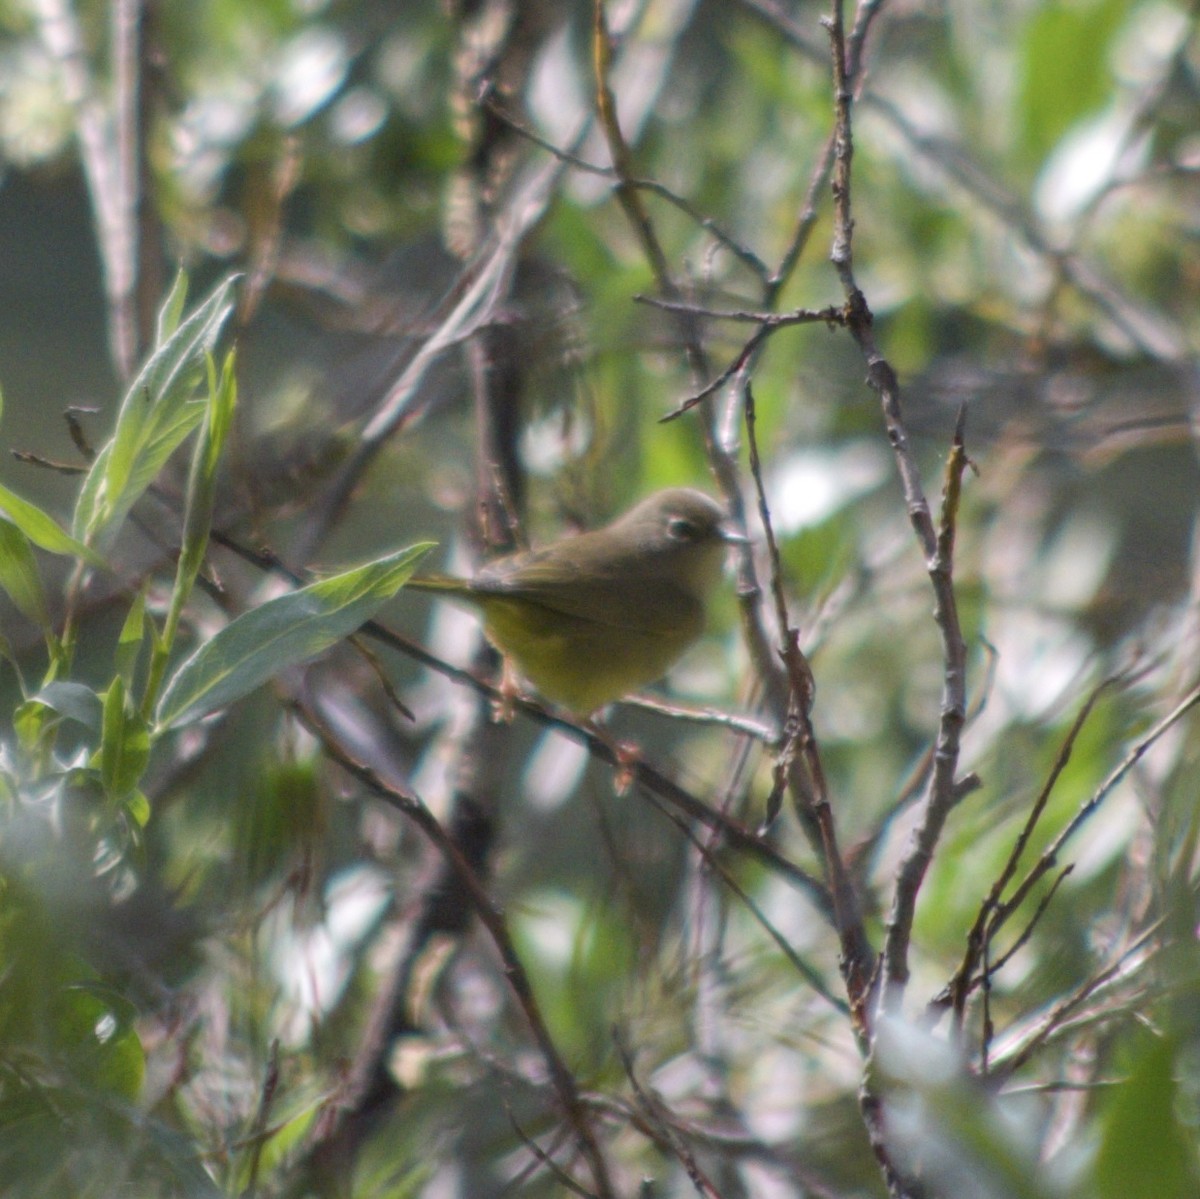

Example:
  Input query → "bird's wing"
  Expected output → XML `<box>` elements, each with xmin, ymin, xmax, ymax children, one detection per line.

<box><xmin>475</xmin><ymin>555</ymin><xmax>697</xmax><ymax>635</ymax></box>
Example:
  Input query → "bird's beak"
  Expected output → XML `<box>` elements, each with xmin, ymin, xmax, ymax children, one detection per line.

<box><xmin>719</xmin><ymin>521</ymin><xmax>750</xmax><ymax>545</ymax></box>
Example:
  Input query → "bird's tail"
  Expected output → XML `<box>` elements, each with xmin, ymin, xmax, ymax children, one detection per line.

<box><xmin>405</xmin><ymin>574</ymin><xmax>471</xmax><ymax>596</ymax></box>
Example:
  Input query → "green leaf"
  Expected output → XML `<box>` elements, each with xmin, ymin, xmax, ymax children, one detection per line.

<box><xmin>174</xmin><ymin>353</ymin><xmax>238</xmax><ymax>622</ymax></box>
<box><xmin>122</xmin><ymin>274</ymin><xmax>236</xmax><ymax>446</ymax></box>
<box><xmin>1093</xmin><ymin>1034</ymin><xmax>1200</xmax><ymax>1199</ymax></box>
<box><xmin>125</xmin><ymin>399</ymin><xmax>210</xmax><ymax>514</ymax></box>
<box><xmin>1018</xmin><ymin>0</ymin><xmax>1126</xmax><ymax>164</ymax></box>
<box><xmin>155</xmin><ymin>267</ymin><xmax>189</xmax><ymax>345</ymax></box>
<box><xmin>0</xmin><ymin>518</ymin><xmax>50</xmax><ymax>630</ymax></box>
<box><xmin>124</xmin><ymin>788</ymin><xmax>150</xmax><ymax>828</ymax></box>
<box><xmin>0</xmin><ymin>483</ymin><xmax>105</xmax><ymax>568</ymax></box>
<box><xmin>202</xmin><ymin>349</ymin><xmax>237</xmax><ymax>478</ymax></box>
<box><xmin>74</xmin><ymin>403</ymin><xmax>207</xmax><ymax>552</ymax></box>
<box><xmin>115</xmin><ymin>589</ymin><xmax>147</xmax><ymax>688</ymax></box>
<box><xmin>55</xmin><ymin>981</ymin><xmax>145</xmax><ymax>1100</ymax></box>
<box><xmin>0</xmin><ymin>632</ymin><xmax>21</xmax><ymax>690</ymax></box>
<box><xmin>13</xmin><ymin>698</ymin><xmax>46</xmax><ymax>749</ymax></box>
<box><xmin>140</xmin><ymin>350</ymin><xmax>238</xmax><ymax>719</ymax></box>
<box><xmin>73</xmin><ymin>273</ymin><xmax>238</xmax><ymax>549</ymax></box>
<box><xmin>97</xmin><ymin>678</ymin><xmax>151</xmax><ymax>802</ymax></box>
<box><xmin>25</xmin><ymin>681</ymin><xmax>105</xmax><ymax>732</ymax></box>
<box><xmin>155</xmin><ymin>543</ymin><xmax>434</xmax><ymax>729</ymax></box>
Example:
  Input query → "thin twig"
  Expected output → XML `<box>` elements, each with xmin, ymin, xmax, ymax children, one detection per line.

<box><xmin>745</xmin><ymin>379</ymin><xmax>874</xmax><ymax>1030</ymax></box>
<box><xmin>643</xmin><ymin>780</ymin><xmax>850</xmax><ymax>1014</ymax></box>
<box><xmin>650</xmin><ymin>298</ymin><xmax>847</xmax><ymax>423</ymax></box>
<box><xmin>585</xmin><ymin>1092</ymin><xmax>845</xmax><ymax>1198</ymax></box>
<box><xmin>980</xmin><ymin>865</ymin><xmax>1072</xmax><ymax>1074</ymax></box>
<box><xmin>616</xmin><ymin>694</ymin><xmax>780</xmax><ymax>745</ymax></box>
<box><xmin>508</xmin><ymin>1111</ymin><xmax>599</xmax><ymax>1198</ymax></box>
<box><xmin>987</xmin><ymin>865</ymin><xmax>1073</xmax><ymax>987</ymax></box>
<box><xmin>346</xmin><ymin>633</ymin><xmax>416</xmax><ymax>722</ymax></box>
<box><xmin>876</xmin><ymin>404</ymin><xmax>972</xmax><ymax>1010</ymax></box>
<box><xmin>769</xmin><ymin>128</ymin><xmax>839</xmax><ymax>302</ymax></box>
<box><xmin>846</xmin><ymin>0</ymin><xmax>887</xmax><ymax>80</ymax></box>
<box><xmin>614</xmin><ymin>1032</ymin><xmax>726</xmax><ymax>1199</ymax></box>
<box><xmin>482</xmin><ymin>93</ymin><xmax>770</xmax><ymax>280</ymax></box>
<box><xmin>938</xmin><ymin>674</ymin><xmax>1126</xmax><ymax>1022</ymax></box>
<box><xmin>242</xmin><ymin>1039</ymin><xmax>281</xmax><ymax>1199</ymax></box>
<box><xmin>991</xmin><ymin>682</ymin><xmax>1200</xmax><ymax>944</ymax></box>
<box><xmin>855</xmin><ymin>641</ymin><xmax>996</xmax><ymax>880</ymax></box>
<box><xmin>636</xmin><ymin>296</ymin><xmax>847</xmax><ymax>328</ymax></box>
<box><xmin>742</xmin><ymin>0</ymin><xmax>1188</xmax><ymax>362</ymax></box>
<box><xmin>658</xmin><ymin>325</ymin><xmax>771</xmax><ymax>422</ymax></box>
<box><xmin>363</xmin><ymin>618</ymin><xmax>830</xmax><ymax>906</ymax></box>
<box><xmin>821</xmin><ymin>8</ymin><xmax>943</xmax><ymax>1195</ymax></box>
<box><xmin>592</xmin><ymin>1</ymin><xmax>675</xmax><ymax>295</ymax></box>
<box><xmin>988</xmin><ymin>923</ymin><xmax>1161</xmax><ymax>1081</ymax></box>
<box><xmin>592</xmin><ymin>11</ymin><xmax>823</xmax><ymax>936</ymax></box>
<box><xmin>11</xmin><ymin>451</ymin><xmax>87</xmax><ymax>475</ymax></box>
<box><xmin>730</xmin><ymin>1</ymin><xmax>838</xmax><ymax>300</ymax></box>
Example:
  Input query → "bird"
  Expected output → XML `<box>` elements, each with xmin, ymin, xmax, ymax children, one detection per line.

<box><xmin>407</xmin><ymin>488</ymin><xmax>743</xmax><ymax>714</ymax></box>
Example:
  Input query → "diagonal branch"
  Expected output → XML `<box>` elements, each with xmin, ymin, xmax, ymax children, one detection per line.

<box><xmin>989</xmin><ymin>682</ymin><xmax>1200</xmax><ymax>949</ymax></box>
<box><xmin>937</xmin><ymin>674</ymin><xmax>1125</xmax><ymax>1023</ymax></box>
<box><xmin>878</xmin><ymin>409</ymin><xmax>974</xmax><ymax>1008</ymax></box>
<box><xmin>297</xmin><ymin>702</ymin><xmax>618</xmax><ymax>1199</ymax></box>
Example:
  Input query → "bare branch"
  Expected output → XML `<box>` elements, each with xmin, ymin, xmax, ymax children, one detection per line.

<box><xmin>643</xmin><ymin>781</ymin><xmax>850</xmax><ymax>1014</ymax></box>
<box><xmin>616</xmin><ymin>694</ymin><xmax>780</xmax><ymax>745</ymax></box>
<box><xmin>993</xmin><ymin>682</ymin><xmax>1200</xmax><ymax>942</ymax></box>
<box><xmin>615</xmin><ymin>1033</ymin><xmax>726</xmax><ymax>1199</ymax></box>
<box><xmin>745</xmin><ymin>378</ymin><xmax>875</xmax><ymax>1029</ymax></box>
<box><xmin>979</xmin><ymin>865</ymin><xmax>1073</xmax><ymax>1074</ymax></box>
<box><xmin>988</xmin><ymin>923</ymin><xmax>1162</xmax><ymax>1081</ymax></box>
<box><xmin>508</xmin><ymin>1111</ymin><xmax>599</xmax><ymax>1198</ymax></box>
<box><xmin>877</xmin><ymin>404</ymin><xmax>972</xmax><ymax>1009</ymax></box>
<box><xmin>636</xmin><ymin>296</ymin><xmax>847</xmax><ymax>328</ymax></box>
<box><xmin>938</xmin><ymin>674</ymin><xmax>1126</xmax><ymax>1023</ymax></box>
<box><xmin>744</xmin><ymin>0</ymin><xmax>1190</xmax><ymax>361</ymax></box>
<box><xmin>483</xmin><ymin>93</ymin><xmax>771</xmax><ymax>281</ymax></box>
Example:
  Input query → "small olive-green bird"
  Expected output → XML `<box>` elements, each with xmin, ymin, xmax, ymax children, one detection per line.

<box><xmin>408</xmin><ymin>488</ymin><xmax>743</xmax><ymax>714</ymax></box>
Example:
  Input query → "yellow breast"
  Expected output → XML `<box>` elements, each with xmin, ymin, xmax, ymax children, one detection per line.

<box><xmin>479</xmin><ymin>594</ymin><xmax>704</xmax><ymax>714</ymax></box>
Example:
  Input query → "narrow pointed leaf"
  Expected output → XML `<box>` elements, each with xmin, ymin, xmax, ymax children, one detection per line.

<box><xmin>0</xmin><ymin>484</ymin><xmax>105</xmax><ymax>567</ymax></box>
<box><xmin>155</xmin><ymin>544</ymin><xmax>433</xmax><ymax>730</ymax></box>
<box><xmin>73</xmin><ymin>273</ymin><xmax>238</xmax><ymax>547</ymax></box>
<box><xmin>24</xmin><ymin>681</ymin><xmax>105</xmax><ymax>732</ymax></box>
<box><xmin>155</xmin><ymin>268</ymin><xmax>189</xmax><ymax>345</ymax></box>
<box><xmin>97</xmin><ymin>678</ymin><xmax>151</xmax><ymax>801</ymax></box>
<box><xmin>115</xmin><ymin>589</ymin><xmax>147</xmax><ymax>689</ymax></box>
<box><xmin>0</xmin><ymin>518</ymin><xmax>50</xmax><ymax>630</ymax></box>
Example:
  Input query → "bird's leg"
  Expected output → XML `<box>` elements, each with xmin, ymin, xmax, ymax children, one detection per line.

<box><xmin>584</xmin><ymin>713</ymin><xmax>641</xmax><ymax>796</ymax></box>
<box><xmin>490</xmin><ymin>657</ymin><xmax>521</xmax><ymax>723</ymax></box>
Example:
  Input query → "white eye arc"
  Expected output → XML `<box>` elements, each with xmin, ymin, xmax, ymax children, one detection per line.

<box><xmin>667</xmin><ymin>516</ymin><xmax>702</xmax><ymax>542</ymax></box>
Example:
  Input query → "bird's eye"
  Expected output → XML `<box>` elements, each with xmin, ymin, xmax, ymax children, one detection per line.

<box><xmin>667</xmin><ymin>516</ymin><xmax>701</xmax><ymax>541</ymax></box>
